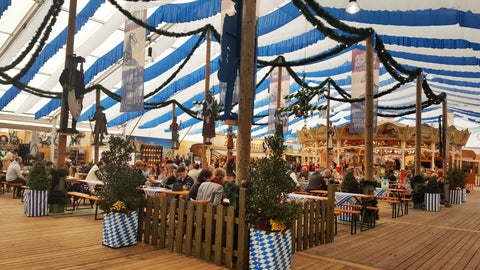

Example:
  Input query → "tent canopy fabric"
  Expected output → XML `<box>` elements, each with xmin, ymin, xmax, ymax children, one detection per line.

<box><xmin>0</xmin><ymin>0</ymin><xmax>479</xmax><ymax>143</ymax></box>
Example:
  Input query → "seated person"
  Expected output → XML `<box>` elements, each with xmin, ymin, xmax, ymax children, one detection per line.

<box><xmin>187</xmin><ymin>163</ymin><xmax>201</xmax><ymax>182</ymax></box>
<box><xmin>196</xmin><ymin>168</ymin><xmax>225</xmax><ymax>205</ymax></box>
<box><xmin>6</xmin><ymin>157</ymin><xmax>26</xmax><ymax>196</ymax></box>
<box><xmin>78</xmin><ymin>161</ymin><xmax>91</xmax><ymax>174</ymax></box>
<box><xmin>45</xmin><ymin>160</ymin><xmax>54</xmax><ymax>175</ymax></box>
<box><xmin>135</xmin><ymin>160</ymin><xmax>155</xmax><ymax>186</ymax></box>
<box><xmin>85</xmin><ymin>160</ymin><xmax>105</xmax><ymax>181</ymax></box>
<box><xmin>298</xmin><ymin>166</ymin><xmax>309</xmax><ymax>181</ymax></box>
<box><xmin>68</xmin><ymin>165</ymin><xmax>79</xmax><ymax>178</ymax></box>
<box><xmin>322</xmin><ymin>169</ymin><xmax>334</xmax><ymax>184</ymax></box>
<box><xmin>187</xmin><ymin>169</ymin><xmax>212</xmax><ymax>201</ymax></box>
<box><xmin>307</xmin><ymin>170</ymin><xmax>327</xmax><ymax>191</ymax></box>
<box><xmin>177</xmin><ymin>166</ymin><xmax>194</xmax><ymax>190</ymax></box>
<box><xmin>162</xmin><ymin>164</ymin><xmax>178</xmax><ymax>188</ymax></box>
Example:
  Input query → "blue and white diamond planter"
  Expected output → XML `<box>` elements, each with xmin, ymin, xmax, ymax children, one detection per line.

<box><xmin>24</xmin><ymin>189</ymin><xmax>49</xmax><ymax>217</ymax></box>
<box><xmin>102</xmin><ymin>211</ymin><xmax>138</xmax><ymax>248</ymax></box>
<box><xmin>249</xmin><ymin>228</ymin><xmax>292</xmax><ymax>270</ymax></box>
<box><xmin>449</xmin><ymin>189</ymin><xmax>462</xmax><ymax>205</ymax></box>
<box><xmin>424</xmin><ymin>193</ymin><xmax>440</xmax><ymax>212</ymax></box>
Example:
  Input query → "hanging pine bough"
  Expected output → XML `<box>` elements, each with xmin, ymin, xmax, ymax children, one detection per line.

<box><xmin>107</xmin><ymin>0</ymin><xmax>221</xmax><ymax>41</ymax></box>
<box><xmin>0</xmin><ymin>0</ymin><xmax>63</xmax><ymax>85</ymax></box>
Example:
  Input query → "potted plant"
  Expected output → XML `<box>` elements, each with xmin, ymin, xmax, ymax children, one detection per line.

<box><xmin>447</xmin><ymin>167</ymin><xmax>466</xmax><ymax>205</ymax></box>
<box><xmin>341</xmin><ymin>172</ymin><xmax>361</xmax><ymax>194</ymax></box>
<box><xmin>25</xmin><ymin>159</ymin><xmax>51</xmax><ymax>217</ymax></box>
<box><xmin>246</xmin><ymin>135</ymin><xmax>301</xmax><ymax>270</ymax></box>
<box><xmin>410</xmin><ymin>175</ymin><xmax>425</xmax><ymax>209</ymax></box>
<box><xmin>49</xmin><ymin>168</ymin><xmax>69</xmax><ymax>213</ymax></box>
<box><xmin>97</xmin><ymin>136</ymin><xmax>145</xmax><ymax>248</ymax></box>
<box><xmin>359</xmin><ymin>179</ymin><xmax>377</xmax><ymax>195</ymax></box>
<box><xmin>424</xmin><ymin>176</ymin><xmax>441</xmax><ymax>212</ymax></box>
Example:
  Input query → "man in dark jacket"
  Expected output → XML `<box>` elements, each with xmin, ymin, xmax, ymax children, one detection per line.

<box><xmin>307</xmin><ymin>170</ymin><xmax>327</xmax><ymax>191</ymax></box>
<box><xmin>177</xmin><ymin>166</ymin><xmax>194</xmax><ymax>190</ymax></box>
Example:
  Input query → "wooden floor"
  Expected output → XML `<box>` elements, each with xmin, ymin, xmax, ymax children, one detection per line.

<box><xmin>1</xmin><ymin>189</ymin><xmax>480</xmax><ymax>269</ymax></box>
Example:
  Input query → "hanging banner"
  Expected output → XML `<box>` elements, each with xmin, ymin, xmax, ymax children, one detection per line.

<box><xmin>268</xmin><ymin>67</ymin><xmax>290</xmax><ymax>136</ymax></box>
<box><xmin>349</xmin><ymin>48</ymin><xmax>380</xmax><ymax>133</ymax></box>
<box><xmin>121</xmin><ymin>9</ymin><xmax>146</xmax><ymax>112</ymax></box>
<box><xmin>218</xmin><ymin>0</ymin><xmax>243</xmax><ymax>123</ymax></box>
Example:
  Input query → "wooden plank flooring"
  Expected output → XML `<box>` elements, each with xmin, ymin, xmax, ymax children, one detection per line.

<box><xmin>2</xmin><ymin>189</ymin><xmax>480</xmax><ymax>269</ymax></box>
<box><xmin>293</xmin><ymin>188</ymin><xmax>480</xmax><ymax>269</ymax></box>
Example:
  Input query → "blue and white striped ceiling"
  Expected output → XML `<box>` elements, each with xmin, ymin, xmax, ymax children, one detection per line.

<box><xmin>0</xmin><ymin>0</ymin><xmax>479</xmax><ymax>142</ymax></box>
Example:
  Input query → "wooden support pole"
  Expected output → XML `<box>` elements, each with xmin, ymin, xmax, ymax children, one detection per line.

<box><xmin>94</xmin><ymin>88</ymin><xmax>100</xmax><ymax>163</ymax></box>
<box><xmin>276</xmin><ymin>57</ymin><xmax>282</xmax><ymax>109</ymax></box>
<box><xmin>202</xmin><ymin>29</ymin><xmax>211</xmax><ymax>169</ymax></box>
<box><xmin>443</xmin><ymin>99</ymin><xmax>449</xmax><ymax>174</ymax></box>
<box><xmin>57</xmin><ymin>0</ymin><xmax>77</xmax><ymax>170</ymax></box>
<box><xmin>326</xmin><ymin>83</ymin><xmax>331</xmax><ymax>166</ymax></box>
<box><xmin>415</xmin><ymin>74</ymin><xmax>422</xmax><ymax>176</ymax></box>
<box><xmin>364</xmin><ymin>35</ymin><xmax>374</xmax><ymax>181</ymax></box>
<box><xmin>431</xmin><ymin>142</ymin><xmax>435</xmax><ymax>175</ymax></box>
<box><xmin>236</xmin><ymin>0</ymin><xmax>257</xmax><ymax>185</ymax></box>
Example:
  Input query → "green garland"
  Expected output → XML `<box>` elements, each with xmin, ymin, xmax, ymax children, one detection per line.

<box><xmin>107</xmin><ymin>0</ymin><xmax>221</xmax><ymax>41</ymax></box>
<box><xmin>0</xmin><ymin>0</ymin><xmax>63</xmax><ymax>74</ymax></box>
<box><xmin>0</xmin><ymin>0</ymin><xmax>63</xmax><ymax>85</ymax></box>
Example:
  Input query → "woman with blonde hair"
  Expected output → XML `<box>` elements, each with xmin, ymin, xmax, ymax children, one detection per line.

<box><xmin>162</xmin><ymin>163</ymin><xmax>177</xmax><ymax>187</ymax></box>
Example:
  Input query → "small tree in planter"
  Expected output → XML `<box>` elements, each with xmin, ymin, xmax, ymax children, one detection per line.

<box><xmin>447</xmin><ymin>166</ymin><xmax>466</xmax><ymax>205</ymax></box>
<box><xmin>359</xmin><ymin>179</ymin><xmax>377</xmax><ymax>195</ymax></box>
<box><xmin>97</xmin><ymin>136</ymin><xmax>145</xmax><ymax>248</ymax></box>
<box><xmin>424</xmin><ymin>176</ymin><xmax>441</xmax><ymax>212</ymax></box>
<box><xmin>410</xmin><ymin>175</ymin><xmax>425</xmax><ymax>209</ymax></box>
<box><xmin>341</xmin><ymin>172</ymin><xmax>361</xmax><ymax>194</ymax></box>
<box><xmin>246</xmin><ymin>135</ymin><xmax>301</xmax><ymax>269</ymax></box>
<box><xmin>25</xmin><ymin>160</ymin><xmax>51</xmax><ymax>217</ymax></box>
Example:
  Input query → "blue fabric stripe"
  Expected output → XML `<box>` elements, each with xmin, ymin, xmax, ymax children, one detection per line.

<box><xmin>258</xmin><ymin>2</ymin><xmax>301</xmax><ymax>36</ymax></box>
<box><xmin>258</xmin><ymin>29</ymin><xmax>325</xmax><ymax>56</ymax></box>
<box><xmin>0</xmin><ymin>0</ymin><xmax>105</xmax><ymax>111</ymax></box>
<box><xmin>0</xmin><ymin>0</ymin><xmax>11</xmax><ymax>19</ymax></box>
<box><xmin>107</xmin><ymin>56</ymin><xmax>221</xmax><ymax>127</ymax></box>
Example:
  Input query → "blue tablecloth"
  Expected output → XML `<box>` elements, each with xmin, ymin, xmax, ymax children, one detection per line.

<box><xmin>144</xmin><ymin>187</ymin><xmax>170</xmax><ymax>196</ymax></box>
<box><xmin>375</xmin><ymin>188</ymin><xmax>388</xmax><ymax>198</ymax></box>
<box><xmin>287</xmin><ymin>193</ymin><xmax>320</xmax><ymax>202</ymax></box>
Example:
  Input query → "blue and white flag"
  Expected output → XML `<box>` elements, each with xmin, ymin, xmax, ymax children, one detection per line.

<box><xmin>121</xmin><ymin>9</ymin><xmax>146</xmax><ymax>112</ymax></box>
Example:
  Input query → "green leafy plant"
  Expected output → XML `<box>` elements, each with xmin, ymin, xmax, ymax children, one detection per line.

<box><xmin>48</xmin><ymin>168</ymin><xmax>69</xmax><ymax>204</ymax></box>
<box><xmin>245</xmin><ymin>135</ymin><xmax>301</xmax><ymax>233</ymax></box>
<box><xmin>447</xmin><ymin>166</ymin><xmax>466</xmax><ymax>188</ymax></box>
<box><xmin>410</xmin><ymin>175</ymin><xmax>425</xmax><ymax>205</ymax></box>
<box><xmin>97</xmin><ymin>136</ymin><xmax>145</xmax><ymax>215</ymax></box>
<box><xmin>424</xmin><ymin>176</ymin><xmax>441</xmax><ymax>194</ymax></box>
<box><xmin>341</xmin><ymin>172</ymin><xmax>361</xmax><ymax>194</ymax></box>
<box><xmin>26</xmin><ymin>160</ymin><xmax>50</xmax><ymax>190</ymax></box>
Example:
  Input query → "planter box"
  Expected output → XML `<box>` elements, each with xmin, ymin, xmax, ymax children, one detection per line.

<box><xmin>24</xmin><ymin>189</ymin><xmax>49</xmax><ymax>217</ymax></box>
<box><xmin>424</xmin><ymin>193</ymin><xmax>440</xmax><ymax>212</ymax></box>
<box><xmin>249</xmin><ymin>228</ymin><xmax>291</xmax><ymax>270</ymax></box>
<box><xmin>449</xmin><ymin>189</ymin><xmax>463</xmax><ymax>205</ymax></box>
<box><xmin>102</xmin><ymin>211</ymin><xmax>138</xmax><ymax>248</ymax></box>
<box><xmin>462</xmin><ymin>188</ymin><xmax>467</xmax><ymax>202</ymax></box>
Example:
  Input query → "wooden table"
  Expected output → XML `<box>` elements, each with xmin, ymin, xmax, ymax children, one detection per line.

<box><xmin>143</xmin><ymin>187</ymin><xmax>188</xmax><ymax>196</ymax></box>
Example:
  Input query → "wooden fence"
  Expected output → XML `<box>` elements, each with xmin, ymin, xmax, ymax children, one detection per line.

<box><xmin>137</xmin><ymin>188</ymin><xmax>335</xmax><ymax>269</ymax></box>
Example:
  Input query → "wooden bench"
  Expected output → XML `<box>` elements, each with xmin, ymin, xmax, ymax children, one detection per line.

<box><xmin>334</xmin><ymin>208</ymin><xmax>361</xmax><ymax>234</ymax></box>
<box><xmin>377</xmin><ymin>198</ymin><xmax>400</xmax><ymax>218</ymax></box>
<box><xmin>342</xmin><ymin>204</ymin><xmax>380</xmax><ymax>231</ymax></box>
<box><xmin>67</xmin><ymin>191</ymin><xmax>103</xmax><ymax>220</ymax></box>
<box><xmin>401</xmin><ymin>198</ymin><xmax>411</xmax><ymax>215</ymax></box>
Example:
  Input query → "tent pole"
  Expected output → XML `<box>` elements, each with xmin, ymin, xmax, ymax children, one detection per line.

<box><xmin>364</xmin><ymin>35</ymin><xmax>374</xmax><ymax>181</ymax></box>
<box><xmin>236</xmin><ymin>0</ymin><xmax>257</xmax><ymax>185</ymax></box>
<box><xmin>202</xmin><ymin>28</ymin><xmax>211</xmax><ymax>169</ymax></box>
<box><xmin>415</xmin><ymin>74</ymin><xmax>422</xmax><ymax>176</ymax></box>
<box><xmin>94</xmin><ymin>88</ymin><xmax>100</xmax><ymax>163</ymax></box>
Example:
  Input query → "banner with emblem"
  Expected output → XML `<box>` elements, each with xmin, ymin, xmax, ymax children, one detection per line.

<box><xmin>268</xmin><ymin>67</ymin><xmax>290</xmax><ymax>136</ymax></box>
<box><xmin>121</xmin><ymin>8</ymin><xmax>146</xmax><ymax>112</ymax></box>
<box><xmin>349</xmin><ymin>48</ymin><xmax>380</xmax><ymax>134</ymax></box>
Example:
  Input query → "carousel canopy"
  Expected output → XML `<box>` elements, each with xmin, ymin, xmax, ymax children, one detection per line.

<box><xmin>0</xmin><ymin>0</ymin><xmax>479</xmax><ymax>143</ymax></box>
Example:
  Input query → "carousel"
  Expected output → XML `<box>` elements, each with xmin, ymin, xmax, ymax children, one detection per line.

<box><xmin>295</xmin><ymin>121</ymin><xmax>471</xmax><ymax>181</ymax></box>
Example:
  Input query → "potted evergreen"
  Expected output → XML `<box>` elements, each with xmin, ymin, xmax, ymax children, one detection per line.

<box><xmin>49</xmin><ymin>168</ymin><xmax>69</xmax><ymax>213</ymax></box>
<box><xmin>341</xmin><ymin>172</ymin><xmax>361</xmax><ymax>194</ymax></box>
<box><xmin>25</xmin><ymin>160</ymin><xmax>51</xmax><ymax>217</ymax></box>
<box><xmin>359</xmin><ymin>179</ymin><xmax>377</xmax><ymax>195</ymax></box>
<box><xmin>424</xmin><ymin>176</ymin><xmax>441</xmax><ymax>212</ymax></box>
<box><xmin>97</xmin><ymin>136</ymin><xmax>145</xmax><ymax>248</ymax></box>
<box><xmin>246</xmin><ymin>135</ymin><xmax>301</xmax><ymax>270</ymax></box>
<box><xmin>447</xmin><ymin>167</ymin><xmax>466</xmax><ymax>205</ymax></box>
<box><xmin>410</xmin><ymin>175</ymin><xmax>425</xmax><ymax>209</ymax></box>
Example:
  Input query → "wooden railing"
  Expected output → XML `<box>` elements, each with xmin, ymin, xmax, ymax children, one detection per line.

<box><xmin>137</xmin><ymin>188</ymin><xmax>335</xmax><ymax>269</ymax></box>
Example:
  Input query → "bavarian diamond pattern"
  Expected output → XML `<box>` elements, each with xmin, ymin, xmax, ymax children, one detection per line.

<box><xmin>249</xmin><ymin>228</ymin><xmax>291</xmax><ymax>270</ymax></box>
<box><xmin>102</xmin><ymin>211</ymin><xmax>138</xmax><ymax>248</ymax></box>
<box><xmin>449</xmin><ymin>189</ymin><xmax>462</xmax><ymax>205</ymax></box>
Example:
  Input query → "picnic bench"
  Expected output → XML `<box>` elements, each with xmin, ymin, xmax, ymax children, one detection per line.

<box><xmin>67</xmin><ymin>191</ymin><xmax>103</xmax><ymax>220</ymax></box>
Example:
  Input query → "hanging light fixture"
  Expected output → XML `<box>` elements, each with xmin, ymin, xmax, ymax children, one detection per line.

<box><xmin>146</xmin><ymin>47</ymin><xmax>154</xmax><ymax>63</ymax></box>
<box><xmin>346</xmin><ymin>0</ymin><xmax>360</xmax><ymax>14</ymax></box>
